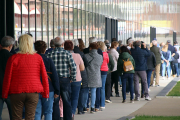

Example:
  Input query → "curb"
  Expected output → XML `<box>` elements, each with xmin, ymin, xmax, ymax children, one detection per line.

<box><xmin>117</xmin><ymin>116</ymin><xmax>135</xmax><ymax>120</ymax></box>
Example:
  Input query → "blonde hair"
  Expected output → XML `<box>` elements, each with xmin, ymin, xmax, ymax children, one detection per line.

<box><xmin>18</xmin><ymin>34</ymin><xmax>36</xmax><ymax>54</ymax></box>
<box><xmin>97</xmin><ymin>41</ymin><xmax>106</xmax><ymax>51</ymax></box>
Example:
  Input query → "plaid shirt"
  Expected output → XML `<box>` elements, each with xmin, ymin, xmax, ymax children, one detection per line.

<box><xmin>46</xmin><ymin>47</ymin><xmax>77</xmax><ymax>81</ymax></box>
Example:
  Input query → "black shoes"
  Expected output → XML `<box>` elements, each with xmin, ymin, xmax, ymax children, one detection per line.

<box><xmin>78</xmin><ymin>111</ymin><xmax>85</xmax><ymax>115</ymax></box>
<box><xmin>90</xmin><ymin>108</ymin><xmax>95</xmax><ymax>113</ymax></box>
<box><xmin>141</xmin><ymin>94</ymin><xmax>144</xmax><ymax>98</ymax></box>
<box><xmin>83</xmin><ymin>107</ymin><xmax>87</xmax><ymax>112</ymax></box>
<box><xmin>116</xmin><ymin>94</ymin><xmax>120</xmax><ymax>97</ymax></box>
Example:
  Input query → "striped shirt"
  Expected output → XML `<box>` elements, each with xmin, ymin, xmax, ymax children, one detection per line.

<box><xmin>46</xmin><ymin>47</ymin><xmax>77</xmax><ymax>81</ymax></box>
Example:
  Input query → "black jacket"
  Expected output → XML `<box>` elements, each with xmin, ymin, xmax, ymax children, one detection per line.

<box><xmin>0</xmin><ymin>49</ymin><xmax>12</xmax><ymax>95</ymax></box>
<box><xmin>147</xmin><ymin>52</ymin><xmax>156</xmax><ymax>70</ymax></box>
<box><xmin>74</xmin><ymin>46</ymin><xmax>89</xmax><ymax>88</ymax></box>
<box><xmin>172</xmin><ymin>53</ymin><xmax>179</xmax><ymax>63</ymax></box>
<box><xmin>168</xmin><ymin>44</ymin><xmax>176</xmax><ymax>54</ymax></box>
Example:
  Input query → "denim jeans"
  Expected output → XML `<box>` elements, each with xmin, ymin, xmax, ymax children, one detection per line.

<box><xmin>178</xmin><ymin>63</ymin><xmax>180</xmax><ymax>76</ymax></box>
<box><xmin>100</xmin><ymin>74</ymin><xmax>107</xmax><ymax>107</ymax></box>
<box><xmin>162</xmin><ymin>62</ymin><xmax>171</xmax><ymax>78</ymax></box>
<box><xmin>90</xmin><ymin>87</ymin><xmax>97</xmax><ymax>108</ymax></box>
<box><xmin>35</xmin><ymin>92</ymin><xmax>54</xmax><ymax>120</ymax></box>
<box><xmin>78</xmin><ymin>87</ymin><xmax>89</xmax><ymax>112</ymax></box>
<box><xmin>95</xmin><ymin>88</ymin><xmax>100</xmax><ymax>108</ymax></box>
<box><xmin>0</xmin><ymin>96</ymin><xmax>12</xmax><ymax>120</ymax></box>
<box><xmin>71</xmin><ymin>81</ymin><xmax>81</xmax><ymax>114</ymax></box>
<box><xmin>174</xmin><ymin>63</ymin><xmax>179</xmax><ymax>77</ymax></box>
<box><xmin>119</xmin><ymin>76</ymin><xmax>122</xmax><ymax>85</ymax></box>
<box><xmin>121</xmin><ymin>73</ymin><xmax>134</xmax><ymax>100</ymax></box>
<box><xmin>59</xmin><ymin>77</ymin><xmax>72</xmax><ymax>120</ymax></box>
<box><xmin>142</xmin><ymin>70</ymin><xmax>152</xmax><ymax>95</ymax></box>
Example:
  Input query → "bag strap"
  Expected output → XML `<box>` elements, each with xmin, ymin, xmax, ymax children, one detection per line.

<box><xmin>47</xmin><ymin>72</ymin><xmax>52</xmax><ymax>82</ymax></box>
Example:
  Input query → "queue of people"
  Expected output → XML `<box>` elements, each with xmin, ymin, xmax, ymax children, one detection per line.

<box><xmin>0</xmin><ymin>34</ymin><xmax>179</xmax><ymax>120</ymax></box>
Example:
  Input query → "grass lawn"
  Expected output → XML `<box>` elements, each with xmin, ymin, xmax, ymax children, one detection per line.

<box><xmin>167</xmin><ymin>81</ymin><xmax>180</xmax><ymax>96</ymax></box>
<box><xmin>132</xmin><ymin>116</ymin><xmax>180</xmax><ymax>120</ymax></box>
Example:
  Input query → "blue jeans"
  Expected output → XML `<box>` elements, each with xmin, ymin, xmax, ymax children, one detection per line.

<box><xmin>90</xmin><ymin>88</ymin><xmax>97</xmax><ymax>108</ymax></box>
<box><xmin>178</xmin><ymin>63</ymin><xmax>180</xmax><ymax>76</ymax></box>
<box><xmin>119</xmin><ymin>76</ymin><xmax>122</xmax><ymax>85</ymax></box>
<box><xmin>174</xmin><ymin>63</ymin><xmax>179</xmax><ymax>77</ymax></box>
<box><xmin>100</xmin><ymin>74</ymin><xmax>107</xmax><ymax>107</ymax></box>
<box><xmin>35</xmin><ymin>92</ymin><xmax>54</xmax><ymax>120</ymax></box>
<box><xmin>95</xmin><ymin>87</ymin><xmax>100</xmax><ymax>108</ymax></box>
<box><xmin>162</xmin><ymin>62</ymin><xmax>171</xmax><ymax>78</ymax></box>
<box><xmin>78</xmin><ymin>87</ymin><xmax>89</xmax><ymax>112</ymax></box>
<box><xmin>142</xmin><ymin>70</ymin><xmax>152</xmax><ymax>95</ymax></box>
<box><xmin>71</xmin><ymin>81</ymin><xmax>81</xmax><ymax>114</ymax></box>
<box><xmin>60</xmin><ymin>77</ymin><xmax>72</xmax><ymax>120</ymax></box>
<box><xmin>121</xmin><ymin>73</ymin><xmax>134</xmax><ymax>100</ymax></box>
<box><xmin>0</xmin><ymin>96</ymin><xmax>12</xmax><ymax>120</ymax></box>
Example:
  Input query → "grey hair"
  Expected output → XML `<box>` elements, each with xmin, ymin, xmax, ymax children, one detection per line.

<box><xmin>152</xmin><ymin>40</ymin><xmax>157</xmax><ymax>45</ymax></box>
<box><xmin>146</xmin><ymin>44</ymin><xmax>150</xmax><ymax>50</ymax></box>
<box><xmin>134</xmin><ymin>41</ymin><xmax>141</xmax><ymax>47</ymax></box>
<box><xmin>128</xmin><ymin>39</ymin><xmax>134</xmax><ymax>45</ymax></box>
<box><xmin>89</xmin><ymin>37</ymin><xmax>97</xmax><ymax>44</ymax></box>
<box><xmin>54</xmin><ymin>36</ymin><xmax>64</xmax><ymax>46</ymax></box>
<box><xmin>1</xmin><ymin>36</ymin><xmax>15</xmax><ymax>47</ymax></box>
<box><xmin>72</xmin><ymin>39</ymin><xmax>79</xmax><ymax>46</ymax></box>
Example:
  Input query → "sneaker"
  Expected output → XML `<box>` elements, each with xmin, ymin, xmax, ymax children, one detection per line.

<box><xmin>167</xmin><ymin>77</ymin><xmax>170</xmax><ymax>80</ymax></box>
<box><xmin>162</xmin><ymin>77</ymin><xmax>165</xmax><ymax>80</ymax></box>
<box><xmin>145</xmin><ymin>96</ymin><xmax>151</xmax><ymax>101</ymax></box>
<box><xmin>83</xmin><ymin>107</ymin><xmax>87</xmax><ymax>112</ymax></box>
<box><xmin>173</xmin><ymin>75</ymin><xmax>176</xmax><ymax>77</ymax></box>
<box><xmin>90</xmin><ymin>108</ymin><xmax>95</xmax><ymax>113</ymax></box>
<box><xmin>100</xmin><ymin>107</ymin><xmax>105</xmax><ymax>109</ymax></box>
<box><xmin>105</xmin><ymin>99</ymin><xmax>112</xmax><ymax>103</ymax></box>
<box><xmin>134</xmin><ymin>97</ymin><xmax>140</xmax><ymax>101</ymax></box>
<box><xmin>95</xmin><ymin>108</ymin><xmax>99</xmax><ymax>112</ymax></box>
<box><xmin>130</xmin><ymin>100</ymin><xmax>134</xmax><ymax>103</ymax></box>
<box><xmin>116</xmin><ymin>94</ymin><xmax>120</xmax><ymax>97</ymax></box>
<box><xmin>78</xmin><ymin>111</ymin><xmax>85</xmax><ymax>114</ymax></box>
<box><xmin>122</xmin><ymin>100</ymin><xmax>126</xmax><ymax>103</ymax></box>
<box><xmin>86</xmin><ymin>108</ymin><xmax>89</xmax><ymax>112</ymax></box>
<box><xmin>148</xmin><ymin>89</ymin><xmax>151</xmax><ymax>92</ymax></box>
<box><xmin>155</xmin><ymin>85</ymin><xmax>160</xmax><ymax>87</ymax></box>
<box><xmin>141</xmin><ymin>94</ymin><xmax>144</xmax><ymax>98</ymax></box>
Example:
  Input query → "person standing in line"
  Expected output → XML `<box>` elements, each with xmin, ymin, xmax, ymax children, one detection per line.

<box><xmin>47</xmin><ymin>36</ymin><xmax>77</xmax><ymax>120</ymax></box>
<box><xmin>97</xmin><ymin>41</ymin><xmax>109</xmax><ymax>110</ymax></box>
<box><xmin>109</xmin><ymin>41</ymin><xmax>120</xmax><ymax>97</ymax></box>
<box><xmin>150</xmin><ymin>40</ymin><xmax>161</xmax><ymax>87</ymax></box>
<box><xmin>174</xmin><ymin>41</ymin><xmax>179</xmax><ymax>52</ymax></box>
<box><xmin>0</xmin><ymin>36</ymin><xmax>14</xmax><ymax>120</ymax></box>
<box><xmin>84</xmin><ymin>43</ymin><xmax>103</xmax><ymax>113</ymax></box>
<box><xmin>45</xmin><ymin>39</ymin><xmax>55</xmax><ymax>54</ymax></box>
<box><xmin>117</xmin><ymin>46</ymin><xmax>135</xmax><ymax>103</ymax></box>
<box><xmin>34</xmin><ymin>41</ymin><xmax>60</xmax><ymax>120</ymax></box>
<box><xmin>177</xmin><ymin>47</ymin><xmax>180</xmax><ymax>74</ymax></box>
<box><xmin>131</xmin><ymin>41</ymin><xmax>151</xmax><ymax>101</ymax></box>
<box><xmin>2</xmin><ymin>34</ymin><xmax>49</xmax><ymax>120</ymax></box>
<box><xmin>172</xmin><ymin>48</ymin><xmax>179</xmax><ymax>77</ymax></box>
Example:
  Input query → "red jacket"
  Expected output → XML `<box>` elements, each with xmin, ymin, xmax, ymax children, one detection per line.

<box><xmin>100</xmin><ymin>52</ymin><xmax>109</xmax><ymax>71</ymax></box>
<box><xmin>2</xmin><ymin>53</ymin><xmax>49</xmax><ymax>99</ymax></box>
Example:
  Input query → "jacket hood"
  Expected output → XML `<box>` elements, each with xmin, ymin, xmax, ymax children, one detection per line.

<box><xmin>119</xmin><ymin>52</ymin><xmax>131</xmax><ymax>60</ymax></box>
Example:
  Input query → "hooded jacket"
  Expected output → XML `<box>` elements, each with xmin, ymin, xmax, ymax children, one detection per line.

<box><xmin>117</xmin><ymin>52</ymin><xmax>135</xmax><ymax>76</ymax></box>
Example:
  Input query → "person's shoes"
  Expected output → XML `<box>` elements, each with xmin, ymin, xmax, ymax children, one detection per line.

<box><xmin>134</xmin><ymin>97</ymin><xmax>140</xmax><ymax>101</ymax></box>
<box><xmin>126</xmin><ymin>92</ymin><xmax>130</xmax><ymax>95</ymax></box>
<box><xmin>167</xmin><ymin>77</ymin><xmax>170</xmax><ymax>80</ymax></box>
<box><xmin>162</xmin><ymin>77</ymin><xmax>165</xmax><ymax>80</ymax></box>
<box><xmin>72</xmin><ymin>114</ymin><xmax>74</xmax><ymax>120</ymax></box>
<box><xmin>86</xmin><ymin>108</ymin><xmax>89</xmax><ymax>112</ymax></box>
<box><xmin>78</xmin><ymin>111</ymin><xmax>85</xmax><ymax>114</ymax></box>
<box><xmin>83</xmin><ymin>107</ymin><xmax>87</xmax><ymax>112</ymax></box>
<box><xmin>155</xmin><ymin>85</ymin><xmax>160</xmax><ymax>87</ymax></box>
<box><xmin>95</xmin><ymin>108</ymin><xmax>99</xmax><ymax>112</ymax></box>
<box><xmin>105</xmin><ymin>99</ymin><xmax>112</xmax><ymax>103</ymax></box>
<box><xmin>141</xmin><ymin>94</ymin><xmax>144</xmax><ymax>98</ymax></box>
<box><xmin>120</xmin><ymin>85</ymin><xmax>122</xmax><ymax>87</ymax></box>
<box><xmin>116</xmin><ymin>94</ymin><xmax>120</xmax><ymax>97</ymax></box>
<box><xmin>148</xmin><ymin>89</ymin><xmax>151</xmax><ymax>92</ymax></box>
<box><xmin>145</xmin><ymin>96</ymin><xmax>152</xmax><ymax>101</ymax></box>
<box><xmin>60</xmin><ymin>117</ymin><xmax>63</xmax><ymax>120</ymax></box>
<box><xmin>130</xmin><ymin>100</ymin><xmax>134</xmax><ymax>103</ymax></box>
<box><xmin>173</xmin><ymin>75</ymin><xmax>176</xmax><ymax>77</ymax></box>
<box><xmin>90</xmin><ymin>108</ymin><xmax>95</xmax><ymax>113</ymax></box>
<box><xmin>100</xmin><ymin>107</ymin><xmax>105</xmax><ymax>109</ymax></box>
<box><xmin>122</xmin><ymin>100</ymin><xmax>126</xmax><ymax>103</ymax></box>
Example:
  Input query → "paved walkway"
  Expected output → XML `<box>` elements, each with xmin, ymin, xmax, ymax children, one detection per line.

<box><xmin>1</xmin><ymin>76</ymin><xmax>177</xmax><ymax>120</ymax></box>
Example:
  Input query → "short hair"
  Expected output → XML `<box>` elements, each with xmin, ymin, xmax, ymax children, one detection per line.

<box><xmin>104</xmin><ymin>40</ymin><xmax>109</xmax><ymax>44</ymax></box>
<box><xmin>78</xmin><ymin>39</ymin><xmax>85</xmax><ymax>51</ymax></box>
<box><xmin>120</xmin><ymin>46</ymin><xmax>131</xmax><ymax>54</ymax></box>
<box><xmin>167</xmin><ymin>40</ymin><xmax>171</xmax><ymax>44</ymax></box>
<box><xmin>89</xmin><ymin>37</ymin><xmax>97</xmax><ymax>44</ymax></box>
<box><xmin>89</xmin><ymin>43</ymin><xmax>98</xmax><ymax>50</ymax></box>
<box><xmin>128</xmin><ymin>39</ymin><xmax>134</xmax><ymax>45</ymax></box>
<box><xmin>134</xmin><ymin>41</ymin><xmax>141</xmax><ymax>47</ymax></box>
<box><xmin>126</xmin><ymin>37</ymin><xmax>132</xmax><ymax>44</ymax></box>
<box><xmin>18</xmin><ymin>34</ymin><xmax>36</xmax><ymax>54</ymax></box>
<box><xmin>50</xmin><ymin>39</ymin><xmax>55</xmax><ymax>47</ymax></box>
<box><xmin>97</xmin><ymin>41</ymin><xmax>106</xmax><ymax>51</ymax></box>
<box><xmin>1</xmin><ymin>36</ymin><xmax>15</xmax><ymax>47</ymax></box>
<box><xmin>64</xmin><ymin>40</ymin><xmax>74</xmax><ymax>50</ymax></box>
<box><xmin>118</xmin><ymin>40</ymin><xmax>122</xmax><ymax>46</ymax></box>
<box><xmin>54</xmin><ymin>36</ymin><xmax>64</xmax><ymax>47</ymax></box>
<box><xmin>34</xmin><ymin>41</ymin><xmax>47</xmax><ymax>54</ymax></box>
<box><xmin>152</xmin><ymin>40</ymin><xmax>157</xmax><ymax>45</ymax></box>
<box><xmin>174</xmin><ymin>41</ymin><xmax>178</xmax><ymax>45</ymax></box>
<box><xmin>72</xmin><ymin>39</ymin><xmax>79</xmax><ymax>46</ymax></box>
<box><xmin>112</xmin><ymin>38</ymin><xmax>117</xmax><ymax>42</ymax></box>
<box><xmin>111</xmin><ymin>41</ymin><xmax>119</xmax><ymax>48</ymax></box>
<box><xmin>26</xmin><ymin>33</ymin><xmax>33</xmax><ymax>37</ymax></box>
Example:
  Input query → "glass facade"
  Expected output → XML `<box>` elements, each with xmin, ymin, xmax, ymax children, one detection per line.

<box><xmin>14</xmin><ymin>0</ymin><xmax>180</xmax><ymax>46</ymax></box>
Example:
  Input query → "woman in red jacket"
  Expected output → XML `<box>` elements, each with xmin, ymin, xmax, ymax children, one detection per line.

<box><xmin>97</xmin><ymin>41</ymin><xmax>109</xmax><ymax>110</ymax></box>
<box><xmin>2</xmin><ymin>34</ymin><xmax>49</xmax><ymax>120</ymax></box>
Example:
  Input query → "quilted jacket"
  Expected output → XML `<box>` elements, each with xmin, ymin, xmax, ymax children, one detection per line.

<box><xmin>2</xmin><ymin>53</ymin><xmax>49</xmax><ymax>99</ymax></box>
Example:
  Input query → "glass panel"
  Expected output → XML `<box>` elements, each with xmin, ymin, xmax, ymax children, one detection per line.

<box><xmin>48</xmin><ymin>3</ymin><xmax>53</xmax><ymax>46</ymax></box>
<box><xmin>64</xmin><ymin>7</ymin><xmax>68</xmax><ymax>40</ymax></box>
<box><xmin>85</xmin><ymin>11</ymin><xmax>89</xmax><ymax>46</ymax></box>
<box><xmin>43</xmin><ymin>1</ymin><xmax>48</xmax><ymax>43</ymax></box>
<box><xmin>82</xmin><ymin>10</ymin><xmax>86</xmax><ymax>41</ymax></box>
<box><xmin>22</xmin><ymin>0</ymin><xmax>28</xmax><ymax>35</ymax></box>
<box><xmin>73</xmin><ymin>9</ymin><xmax>78</xmax><ymax>39</ymax></box>
<box><xmin>14</xmin><ymin>0</ymin><xmax>21</xmax><ymax>41</ymax></box>
<box><xmin>54</xmin><ymin>4</ymin><xmax>59</xmax><ymax>37</ymax></box>
<box><xmin>69</xmin><ymin>7</ymin><xmax>74</xmax><ymax>40</ymax></box>
<box><xmin>29</xmin><ymin>0</ymin><xmax>35</xmax><ymax>40</ymax></box>
<box><xmin>78</xmin><ymin>10</ymin><xmax>82</xmax><ymax>39</ymax></box>
<box><xmin>36</xmin><ymin>0</ymin><xmax>42</xmax><ymax>40</ymax></box>
<box><xmin>82</xmin><ymin>0</ymin><xmax>85</xmax><ymax>10</ymax></box>
<box><xmin>60</xmin><ymin>5</ymin><xmax>63</xmax><ymax>39</ymax></box>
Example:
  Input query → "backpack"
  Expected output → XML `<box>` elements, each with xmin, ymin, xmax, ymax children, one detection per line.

<box><xmin>123</xmin><ymin>58</ymin><xmax>134</xmax><ymax>72</ymax></box>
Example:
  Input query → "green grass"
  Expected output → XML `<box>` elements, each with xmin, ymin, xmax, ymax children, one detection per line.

<box><xmin>132</xmin><ymin>116</ymin><xmax>180</xmax><ymax>120</ymax></box>
<box><xmin>167</xmin><ymin>81</ymin><xmax>180</xmax><ymax>96</ymax></box>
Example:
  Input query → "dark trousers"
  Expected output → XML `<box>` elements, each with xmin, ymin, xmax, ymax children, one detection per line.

<box><xmin>78</xmin><ymin>87</ymin><xmax>89</xmax><ymax>112</ymax></box>
<box><xmin>0</xmin><ymin>96</ymin><xmax>12</xmax><ymax>120</ymax></box>
<box><xmin>171</xmin><ymin>61</ymin><xmax>176</xmax><ymax>75</ymax></box>
<box><xmin>52</xmin><ymin>96</ymin><xmax>60</xmax><ymax>120</ymax></box>
<box><xmin>59</xmin><ymin>77</ymin><xmax>72</xmax><ymax>120</ymax></box>
<box><xmin>105</xmin><ymin>73</ymin><xmax>111</xmax><ymax>100</ymax></box>
<box><xmin>10</xmin><ymin>93</ymin><xmax>39</xmax><ymax>120</ymax></box>
<box><xmin>121</xmin><ymin>73</ymin><xmax>134</xmax><ymax>100</ymax></box>
<box><xmin>111</xmin><ymin>71</ymin><xmax>119</xmax><ymax>94</ymax></box>
<box><xmin>95</xmin><ymin>88</ymin><xmax>101</xmax><ymax>108</ymax></box>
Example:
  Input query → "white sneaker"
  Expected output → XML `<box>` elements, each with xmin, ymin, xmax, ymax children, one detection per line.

<box><xmin>148</xmin><ymin>89</ymin><xmax>151</xmax><ymax>92</ymax></box>
<box><xmin>100</xmin><ymin>107</ymin><xmax>105</xmax><ymax>109</ymax></box>
<box><xmin>155</xmin><ymin>85</ymin><xmax>160</xmax><ymax>87</ymax></box>
<box><xmin>135</xmin><ymin>97</ymin><xmax>140</xmax><ymax>101</ymax></box>
<box><xmin>145</xmin><ymin>96</ymin><xmax>151</xmax><ymax>101</ymax></box>
<box><xmin>167</xmin><ymin>77</ymin><xmax>170</xmax><ymax>80</ymax></box>
<box><xmin>162</xmin><ymin>77</ymin><xmax>165</xmax><ymax>80</ymax></box>
<box><xmin>105</xmin><ymin>99</ymin><xmax>112</xmax><ymax>103</ymax></box>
